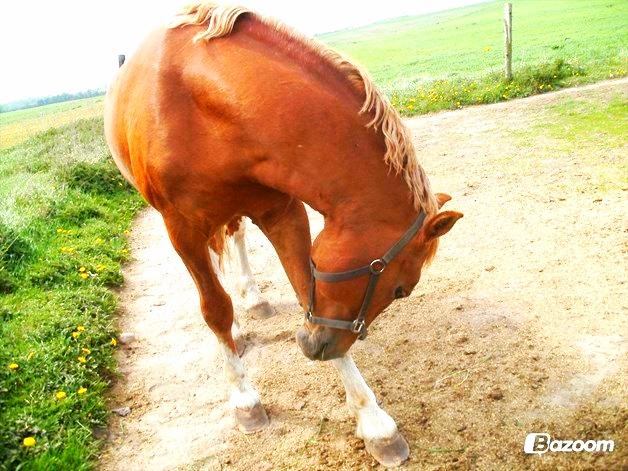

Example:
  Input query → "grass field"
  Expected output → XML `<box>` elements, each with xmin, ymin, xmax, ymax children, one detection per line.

<box><xmin>321</xmin><ymin>0</ymin><xmax>627</xmax><ymax>114</ymax></box>
<box><xmin>1</xmin><ymin>1</ymin><xmax>625</xmax><ymax>150</ymax></box>
<box><xmin>0</xmin><ymin>119</ymin><xmax>144</xmax><ymax>469</ymax></box>
<box><xmin>0</xmin><ymin>96</ymin><xmax>104</xmax><ymax>150</ymax></box>
<box><xmin>513</xmin><ymin>94</ymin><xmax>628</xmax><ymax>193</ymax></box>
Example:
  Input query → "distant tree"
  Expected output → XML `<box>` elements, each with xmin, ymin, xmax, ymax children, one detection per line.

<box><xmin>0</xmin><ymin>89</ymin><xmax>105</xmax><ymax>113</ymax></box>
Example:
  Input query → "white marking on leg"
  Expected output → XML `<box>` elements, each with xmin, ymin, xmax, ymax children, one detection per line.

<box><xmin>332</xmin><ymin>355</ymin><xmax>398</xmax><ymax>441</ymax></box>
<box><xmin>230</xmin><ymin>318</ymin><xmax>242</xmax><ymax>341</ymax></box>
<box><xmin>209</xmin><ymin>248</ymin><xmax>227</xmax><ymax>288</ymax></box>
<box><xmin>219</xmin><ymin>342</ymin><xmax>260</xmax><ymax>410</ymax></box>
<box><xmin>230</xmin><ymin>219</ymin><xmax>266</xmax><ymax>310</ymax></box>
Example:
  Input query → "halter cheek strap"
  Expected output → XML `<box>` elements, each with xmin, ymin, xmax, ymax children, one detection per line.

<box><xmin>305</xmin><ymin>212</ymin><xmax>426</xmax><ymax>340</ymax></box>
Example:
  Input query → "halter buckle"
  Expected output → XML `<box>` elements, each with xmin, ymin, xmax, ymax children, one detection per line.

<box><xmin>369</xmin><ymin>258</ymin><xmax>386</xmax><ymax>274</ymax></box>
<box><xmin>351</xmin><ymin>319</ymin><xmax>366</xmax><ymax>336</ymax></box>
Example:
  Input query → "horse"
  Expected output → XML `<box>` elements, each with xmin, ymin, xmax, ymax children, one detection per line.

<box><xmin>104</xmin><ymin>3</ymin><xmax>462</xmax><ymax>467</ymax></box>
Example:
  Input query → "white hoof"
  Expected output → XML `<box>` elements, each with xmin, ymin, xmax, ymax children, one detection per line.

<box><xmin>364</xmin><ymin>432</ymin><xmax>409</xmax><ymax>468</ymax></box>
<box><xmin>234</xmin><ymin>402</ymin><xmax>269</xmax><ymax>434</ymax></box>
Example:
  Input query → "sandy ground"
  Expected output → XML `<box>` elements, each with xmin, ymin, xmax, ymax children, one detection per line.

<box><xmin>100</xmin><ymin>80</ymin><xmax>627</xmax><ymax>470</ymax></box>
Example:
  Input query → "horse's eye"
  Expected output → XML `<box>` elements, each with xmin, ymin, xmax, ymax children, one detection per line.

<box><xmin>394</xmin><ymin>286</ymin><xmax>407</xmax><ymax>299</ymax></box>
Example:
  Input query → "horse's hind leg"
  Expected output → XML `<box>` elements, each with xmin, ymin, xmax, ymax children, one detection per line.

<box><xmin>332</xmin><ymin>355</ymin><xmax>409</xmax><ymax>467</ymax></box>
<box><xmin>163</xmin><ymin>215</ymin><xmax>269</xmax><ymax>433</ymax></box>
<box><xmin>207</xmin><ymin>248</ymin><xmax>243</xmax><ymax>353</ymax></box>
<box><xmin>229</xmin><ymin>218</ymin><xmax>274</xmax><ymax>319</ymax></box>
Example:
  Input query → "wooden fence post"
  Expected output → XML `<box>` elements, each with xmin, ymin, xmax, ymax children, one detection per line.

<box><xmin>504</xmin><ymin>3</ymin><xmax>512</xmax><ymax>80</ymax></box>
<box><xmin>118</xmin><ymin>54</ymin><xmax>126</xmax><ymax>68</ymax></box>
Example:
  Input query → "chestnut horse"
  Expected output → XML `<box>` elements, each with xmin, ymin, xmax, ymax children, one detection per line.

<box><xmin>105</xmin><ymin>3</ymin><xmax>462</xmax><ymax>466</ymax></box>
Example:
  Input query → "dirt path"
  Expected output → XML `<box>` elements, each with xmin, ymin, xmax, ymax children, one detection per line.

<box><xmin>100</xmin><ymin>80</ymin><xmax>627</xmax><ymax>470</ymax></box>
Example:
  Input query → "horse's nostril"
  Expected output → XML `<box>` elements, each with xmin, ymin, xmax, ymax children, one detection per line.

<box><xmin>319</xmin><ymin>342</ymin><xmax>329</xmax><ymax>361</ymax></box>
<box><xmin>394</xmin><ymin>286</ymin><xmax>407</xmax><ymax>299</ymax></box>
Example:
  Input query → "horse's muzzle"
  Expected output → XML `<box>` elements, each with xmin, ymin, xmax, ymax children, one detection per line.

<box><xmin>296</xmin><ymin>325</ymin><xmax>343</xmax><ymax>361</ymax></box>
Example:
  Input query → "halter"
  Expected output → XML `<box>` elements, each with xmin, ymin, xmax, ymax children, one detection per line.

<box><xmin>305</xmin><ymin>212</ymin><xmax>426</xmax><ymax>340</ymax></box>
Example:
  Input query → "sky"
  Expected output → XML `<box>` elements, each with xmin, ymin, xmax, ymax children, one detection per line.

<box><xmin>0</xmin><ymin>0</ymin><xmax>487</xmax><ymax>104</ymax></box>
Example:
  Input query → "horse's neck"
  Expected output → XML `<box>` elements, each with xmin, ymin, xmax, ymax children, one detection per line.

<box><xmin>251</xmin><ymin>117</ymin><xmax>417</xmax><ymax>264</ymax></box>
<box><xmin>229</xmin><ymin>37</ymin><xmax>418</xmax><ymax>248</ymax></box>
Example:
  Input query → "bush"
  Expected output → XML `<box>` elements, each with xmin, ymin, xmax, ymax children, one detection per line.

<box><xmin>391</xmin><ymin>58</ymin><xmax>588</xmax><ymax>116</ymax></box>
<box><xmin>0</xmin><ymin>267</ymin><xmax>17</xmax><ymax>294</ymax></box>
<box><xmin>61</xmin><ymin>161</ymin><xmax>132</xmax><ymax>195</ymax></box>
<box><xmin>0</xmin><ymin>223</ymin><xmax>33</xmax><ymax>269</ymax></box>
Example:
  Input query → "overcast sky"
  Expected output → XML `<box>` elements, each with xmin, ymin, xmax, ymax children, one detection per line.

<box><xmin>0</xmin><ymin>0</ymin><xmax>488</xmax><ymax>103</ymax></box>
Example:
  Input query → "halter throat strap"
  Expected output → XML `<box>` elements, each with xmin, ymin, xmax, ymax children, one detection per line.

<box><xmin>306</xmin><ymin>211</ymin><xmax>426</xmax><ymax>340</ymax></box>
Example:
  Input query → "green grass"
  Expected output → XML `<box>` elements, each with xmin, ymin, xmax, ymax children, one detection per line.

<box><xmin>512</xmin><ymin>93</ymin><xmax>628</xmax><ymax>192</ymax></box>
<box><xmin>0</xmin><ymin>97</ymin><xmax>104</xmax><ymax>150</ymax></box>
<box><xmin>320</xmin><ymin>0</ymin><xmax>627</xmax><ymax>114</ymax></box>
<box><xmin>543</xmin><ymin>97</ymin><xmax>627</xmax><ymax>147</ymax></box>
<box><xmin>0</xmin><ymin>117</ymin><xmax>144</xmax><ymax>469</ymax></box>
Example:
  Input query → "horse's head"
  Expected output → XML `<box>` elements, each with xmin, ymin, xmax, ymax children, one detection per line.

<box><xmin>297</xmin><ymin>193</ymin><xmax>462</xmax><ymax>360</ymax></box>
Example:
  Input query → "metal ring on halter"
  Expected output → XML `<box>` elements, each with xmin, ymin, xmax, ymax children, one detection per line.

<box><xmin>351</xmin><ymin>319</ymin><xmax>366</xmax><ymax>335</ymax></box>
<box><xmin>369</xmin><ymin>258</ymin><xmax>386</xmax><ymax>274</ymax></box>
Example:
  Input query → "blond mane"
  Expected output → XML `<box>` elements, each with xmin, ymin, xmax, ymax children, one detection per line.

<box><xmin>170</xmin><ymin>3</ymin><xmax>438</xmax><ymax>215</ymax></box>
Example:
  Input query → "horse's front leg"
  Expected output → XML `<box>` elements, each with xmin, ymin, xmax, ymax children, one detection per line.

<box><xmin>252</xmin><ymin>196</ymin><xmax>312</xmax><ymax>307</ymax></box>
<box><xmin>163</xmin><ymin>214</ymin><xmax>268</xmax><ymax>433</ymax></box>
<box><xmin>332</xmin><ymin>355</ymin><xmax>409</xmax><ymax>467</ymax></box>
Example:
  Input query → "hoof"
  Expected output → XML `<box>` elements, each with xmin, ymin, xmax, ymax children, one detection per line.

<box><xmin>246</xmin><ymin>301</ymin><xmax>275</xmax><ymax>319</ymax></box>
<box><xmin>364</xmin><ymin>432</ymin><xmax>409</xmax><ymax>468</ymax></box>
<box><xmin>234</xmin><ymin>402</ymin><xmax>269</xmax><ymax>434</ymax></box>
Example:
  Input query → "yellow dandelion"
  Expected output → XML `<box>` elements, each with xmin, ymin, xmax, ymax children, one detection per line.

<box><xmin>94</xmin><ymin>237</ymin><xmax>104</xmax><ymax>245</ymax></box>
<box><xmin>23</xmin><ymin>436</ymin><xmax>36</xmax><ymax>447</ymax></box>
<box><xmin>110</xmin><ymin>338</ymin><xmax>118</xmax><ymax>347</ymax></box>
<box><xmin>81</xmin><ymin>348</ymin><xmax>91</xmax><ymax>355</ymax></box>
<box><xmin>72</xmin><ymin>331</ymin><xmax>80</xmax><ymax>339</ymax></box>
<box><xmin>80</xmin><ymin>273</ymin><xmax>89</xmax><ymax>279</ymax></box>
<box><xmin>77</xmin><ymin>325</ymin><xmax>85</xmax><ymax>332</ymax></box>
<box><xmin>77</xmin><ymin>356</ymin><xmax>87</xmax><ymax>364</ymax></box>
<box><xmin>123</xmin><ymin>230</ymin><xmax>131</xmax><ymax>236</ymax></box>
<box><xmin>55</xmin><ymin>391</ymin><xmax>67</xmax><ymax>400</ymax></box>
<box><xmin>79</xmin><ymin>266</ymin><xmax>86</xmax><ymax>273</ymax></box>
<box><xmin>77</xmin><ymin>387</ymin><xmax>87</xmax><ymax>395</ymax></box>
<box><xmin>8</xmin><ymin>363</ymin><xmax>19</xmax><ymax>370</ymax></box>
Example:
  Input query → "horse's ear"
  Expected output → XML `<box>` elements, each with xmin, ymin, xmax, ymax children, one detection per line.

<box><xmin>435</xmin><ymin>193</ymin><xmax>451</xmax><ymax>208</ymax></box>
<box><xmin>424</xmin><ymin>211</ymin><xmax>463</xmax><ymax>240</ymax></box>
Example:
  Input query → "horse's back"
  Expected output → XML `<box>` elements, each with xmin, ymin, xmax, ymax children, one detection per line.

<box><xmin>105</xmin><ymin>25</ymin><xmax>246</xmax><ymax>213</ymax></box>
<box><xmin>104</xmin><ymin>17</ymin><xmax>357</xmax><ymax>220</ymax></box>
